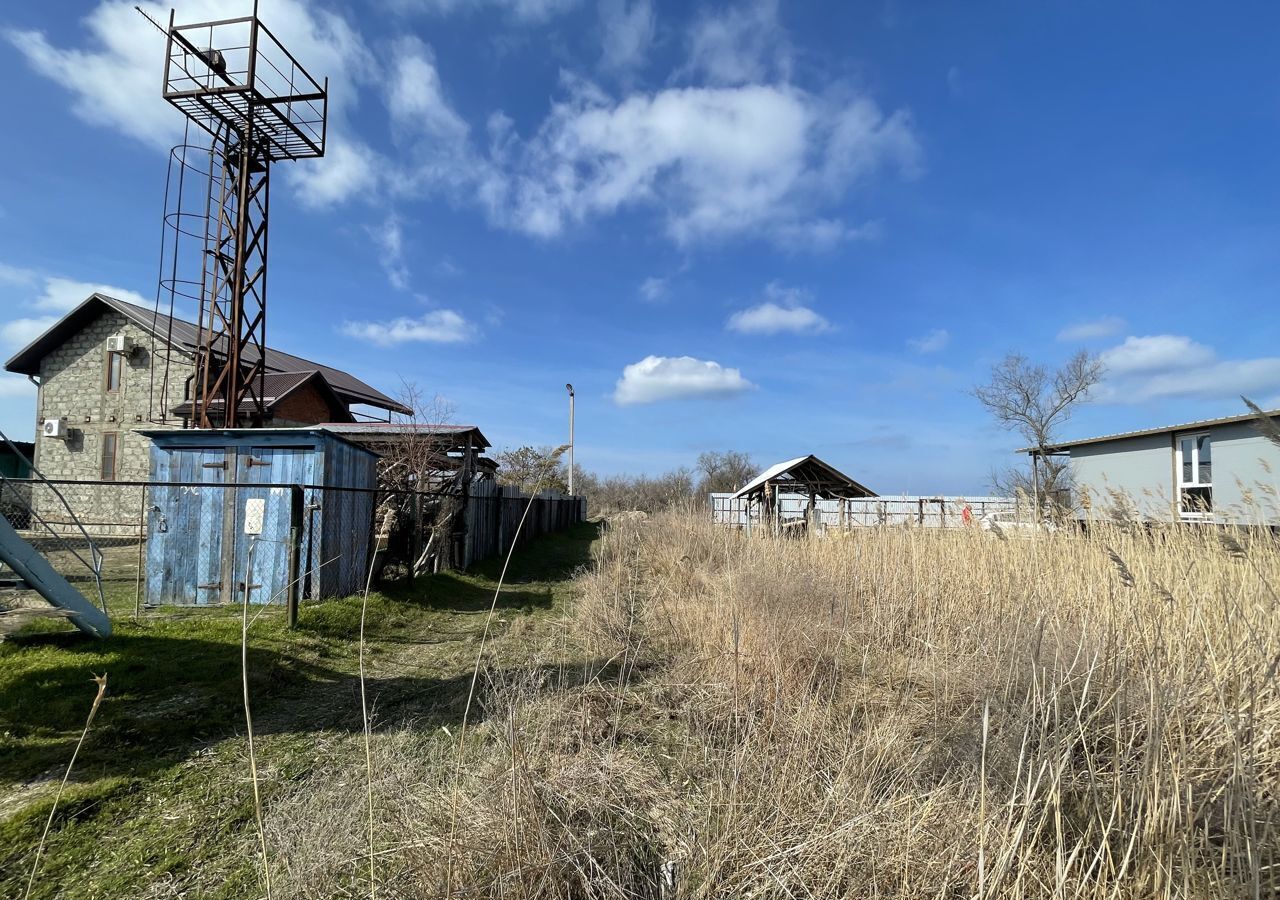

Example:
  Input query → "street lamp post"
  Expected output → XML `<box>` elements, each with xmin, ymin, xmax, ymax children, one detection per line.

<box><xmin>565</xmin><ymin>383</ymin><xmax>575</xmax><ymax>495</ymax></box>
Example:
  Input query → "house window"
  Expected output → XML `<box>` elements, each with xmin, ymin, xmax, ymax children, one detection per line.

<box><xmin>101</xmin><ymin>433</ymin><xmax>119</xmax><ymax>481</ymax></box>
<box><xmin>1176</xmin><ymin>432</ymin><xmax>1212</xmax><ymax>517</ymax></box>
<box><xmin>105</xmin><ymin>351</ymin><xmax>124</xmax><ymax>393</ymax></box>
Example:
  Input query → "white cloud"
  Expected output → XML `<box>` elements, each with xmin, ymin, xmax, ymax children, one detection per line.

<box><xmin>638</xmin><ymin>276</ymin><xmax>667</xmax><ymax>302</ymax></box>
<box><xmin>1096</xmin><ymin>334</ymin><xmax>1280</xmax><ymax>403</ymax></box>
<box><xmin>340</xmin><ymin>310</ymin><xmax>474</xmax><ymax>345</ymax></box>
<box><xmin>770</xmin><ymin>218</ymin><xmax>883</xmax><ymax>252</ymax></box>
<box><xmin>1102</xmin><ymin>334</ymin><xmax>1215</xmax><ymax>375</ymax></box>
<box><xmin>482</xmin><ymin>81</ymin><xmax>920</xmax><ymax>246</ymax></box>
<box><xmin>368</xmin><ymin>215</ymin><xmax>411</xmax><ymax>291</ymax></box>
<box><xmin>14</xmin><ymin>1</ymin><xmax>920</xmax><ymax>245</ymax></box>
<box><xmin>0</xmin><ymin>262</ymin><xmax>38</xmax><ymax>286</ymax></box>
<box><xmin>377</xmin><ymin>35</ymin><xmax>917</xmax><ymax>247</ymax></box>
<box><xmin>908</xmin><ymin>328</ymin><xmax>949</xmax><ymax>353</ymax></box>
<box><xmin>727</xmin><ymin>283</ymin><xmax>830</xmax><ymax>336</ymax></box>
<box><xmin>599</xmin><ymin>0</ymin><xmax>654</xmax><ymax>73</ymax></box>
<box><xmin>1</xmin><ymin>317</ymin><xmax>59</xmax><ymax>348</ymax></box>
<box><xmin>8</xmin><ymin>0</ymin><xmax>380</xmax><ymax>207</ymax></box>
<box><xmin>1</xmin><ymin>273</ymin><xmax>149</xmax><ymax>348</ymax></box>
<box><xmin>32</xmin><ymin>278</ymin><xmax>148</xmax><ymax>312</ymax></box>
<box><xmin>1058</xmin><ymin>316</ymin><xmax>1126</xmax><ymax>342</ymax></box>
<box><xmin>613</xmin><ymin>355</ymin><xmax>754</xmax><ymax>405</ymax></box>
<box><xmin>287</xmin><ymin>140</ymin><xmax>382</xmax><ymax>209</ymax></box>
<box><xmin>382</xmin><ymin>38</ymin><xmax>490</xmax><ymax>201</ymax></box>
<box><xmin>391</xmin><ymin>0</ymin><xmax>581</xmax><ymax>23</ymax></box>
<box><xmin>387</xmin><ymin>37</ymin><xmax>469</xmax><ymax>141</ymax></box>
<box><xmin>0</xmin><ymin>372</ymin><xmax>37</xmax><ymax>398</ymax></box>
<box><xmin>682</xmin><ymin>0</ymin><xmax>790</xmax><ymax>86</ymax></box>
<box><xmin>728</xmin><ymin>302</ymin><xmax>829</xmax><ymax>335</ymax></box>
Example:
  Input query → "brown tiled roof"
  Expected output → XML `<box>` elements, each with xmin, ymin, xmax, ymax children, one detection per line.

<box><xmin>169</xmin><ymin>370</ymin><xmax>354</xmax><ymax>421</ymax></box>
<box><xmin>4</xmin><ymin>293</ymin><xmax>411</xmax><ymax>415</ymax></box>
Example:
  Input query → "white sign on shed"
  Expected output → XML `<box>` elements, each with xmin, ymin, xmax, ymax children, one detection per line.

<box><xmin>243</xmin><ymin>498</ymin><xmax>265</xmax><ymax>535</ymax></box>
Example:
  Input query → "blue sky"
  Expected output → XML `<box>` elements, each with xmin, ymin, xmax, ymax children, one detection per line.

<box><xmin>1</xmin><ymin>0</ymin><xmax>1278</xmax><ymax>494</ymax></box>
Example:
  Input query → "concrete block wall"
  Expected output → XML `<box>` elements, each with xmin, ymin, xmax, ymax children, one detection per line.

<box><xmin>32</xmin><ymin>310</ymin><xmax>191</xmax><ymax>534</ymax></box>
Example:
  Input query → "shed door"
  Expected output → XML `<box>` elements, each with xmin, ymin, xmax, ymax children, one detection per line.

<box><xmin>231</xmin><ymin>446</ymin><xmax>312</xmax><ymax>606</ymax></box>
<box><xmin>147</xmin><ymin>446</ymin><xmax>229</xmax><ymax>606</ymax></box>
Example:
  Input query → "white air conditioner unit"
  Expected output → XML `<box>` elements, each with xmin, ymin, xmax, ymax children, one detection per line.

<box><xmin>106</xmin><ymin>334</ymin><xmax>133</xmax><ymax>354</ymax></box>
<box><xmin>42</xmin><ymin>417</ymin><xmax>69</xmax><ymax>440</ymax></box>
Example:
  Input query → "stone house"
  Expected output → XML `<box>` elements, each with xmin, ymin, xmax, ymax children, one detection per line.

<box><xmin>4</xmin><ymin>292</ymin><xmax>409</xmax><ymax>533</ymax></box>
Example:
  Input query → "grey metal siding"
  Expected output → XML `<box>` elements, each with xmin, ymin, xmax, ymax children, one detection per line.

<box><xmin>1069</xmin><ymin>422</ymin><xmax>1280</xmax><ymax>525</ymax></box>
<box><xmin>318</xmin><ymin>433</ymin><xmax>377</xmax><ymax>598</ymax></box>
<box><xmin>1210</xmin><ymin>422</ymin><xmax>1280</xmax><ymax>525</ymax></box>
<box><xmin>1071</xmin><ymin>433</ymin><xmax>1175</xmax><ymax>521</ymax></box>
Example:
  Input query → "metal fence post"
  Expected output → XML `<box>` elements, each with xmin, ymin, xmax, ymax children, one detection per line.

<box><xmin>134</xmin><ymin>483</ymin><xmax>147</xmax><ymax>619</ymax></box>
<box><xmin>286</xmin><ymin>484</ymin><xmax>303</xmax><ymax>629</ymax></box>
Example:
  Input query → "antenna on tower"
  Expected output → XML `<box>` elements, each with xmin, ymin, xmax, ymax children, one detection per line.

<box><xmin>153</xmin><ymin>5</ymin><xmax>328</xmax><ymax>429</ymax></box>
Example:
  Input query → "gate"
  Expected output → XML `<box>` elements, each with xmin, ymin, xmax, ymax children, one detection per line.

<box><xmin>147</xmin><ymin>444</ymin><xmax>315</xmax><ymax>606</ymax></box>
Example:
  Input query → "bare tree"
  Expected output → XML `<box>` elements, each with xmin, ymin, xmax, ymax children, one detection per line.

<box><xmin>494</xmin><ymin>446</ymin><xmax>570</xmax><ymax>495</ymax></box>
<box><xmin>696</xmin><ymin>450</ymin><xmax>756</xmax><ymax>495</ymax></box>
<box><xmin>380</xmin><ymin>378</ymin><xmax>458</xmax><ymax>491</ymax></box>
<box><xmin>576</xmin><ymin>468</ymin><xmax>696</xmax><ymax>514</ymax></box>
<box><xmin>373</xmin><ymin>379</ymin><xmax>467</xmax><ymax>577</ymax></box>
<box><xmin>973</xmin><ymin>351</ymin><xmax>1103</xmax><ymax>516</ymax></box>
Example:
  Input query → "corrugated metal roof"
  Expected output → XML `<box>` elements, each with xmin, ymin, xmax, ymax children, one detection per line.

<box><xmin>734</xmin><ymin>457</ymin><xmax>810</xmax><ymax>498</ymax></box>
<box><xmin>732</xmin><ymin>454</ymin><xmax>876</xmax><ymax>500</ymax></box>
<box><xmin>4</xmin><ymin>293</ymin><xmax>411</xmax><ymax>415</ymax></box>
<box><xmin>320</xmin><ymin>422</ymin><xmax>492</xmax><ymax>449</ymax></box>
<box><xmin>139</xmin><ymin>426</ymin><xmax>377</xmax><ymax>456</ymax></box>
<box><xmin>1021</xmin><ymin>408</ymin><xmax>1280</xmax><ymax>454</ymax></box>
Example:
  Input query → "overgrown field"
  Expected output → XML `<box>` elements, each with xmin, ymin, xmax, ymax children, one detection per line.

<box><xmin>0</xmin><ymin>523</ymin><xmax>596</xmax><ymax>898</ymax></box>
<box><xmin>3</xmin><ymin>514</ymin><xmax>1278</xmax><ymax>898</ymax></box>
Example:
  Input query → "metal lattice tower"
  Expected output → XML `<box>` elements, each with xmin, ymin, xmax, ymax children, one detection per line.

<box><xmin>159</xmin><ymin>5</ymin><xmax>327</xmax><ymax>428</ymax></box>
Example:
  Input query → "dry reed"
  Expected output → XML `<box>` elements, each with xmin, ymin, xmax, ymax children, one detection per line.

<box><xmin>24</xmin><ymin>673</ymin><xmax>108</xmax><ymax>900</ymax></box>
<box><xmin>268</xmin><ymin>511</ymin><xmax>1280</xmax><ymax>898</ymax></box>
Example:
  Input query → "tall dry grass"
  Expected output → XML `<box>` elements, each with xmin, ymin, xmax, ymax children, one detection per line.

<box><xmin>269</xmin><ymin>513</ymin><xmax>1279</xmax><ymax>898</ymax></box>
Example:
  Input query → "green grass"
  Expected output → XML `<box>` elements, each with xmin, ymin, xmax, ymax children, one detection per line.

<box><xmin>0</xmin><ymin>520</ymin><xmax>601</xmax><ymax>899</ymax></box>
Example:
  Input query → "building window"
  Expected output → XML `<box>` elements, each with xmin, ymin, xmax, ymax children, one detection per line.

<box><xmin>1176</xmin><ymin>432</ymin><xmax>1212</xmax><ymax>517</ymax></box>
<box><xmin>105</xmin><ymin>351</ymin><xmax>124</xmax><ymax>393</ymax></box>
<box><xmin>101</xmin><ymin>433</ymin><xmax>119</xmax><ymax>481</ymax></box>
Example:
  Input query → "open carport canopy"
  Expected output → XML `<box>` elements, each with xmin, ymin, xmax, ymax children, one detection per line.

<box><xmin>733</xmin><ymin>455</ymin><xmax>876</xmax><ymax>502</ymax></box>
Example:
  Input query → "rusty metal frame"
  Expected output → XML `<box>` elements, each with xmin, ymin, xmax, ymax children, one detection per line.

<box><xmin>159</xmin><ymin>4</ymin><xmax>326</xmax><ymax>429</ymax></box>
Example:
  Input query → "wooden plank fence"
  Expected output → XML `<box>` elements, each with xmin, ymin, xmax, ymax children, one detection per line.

<box><xmin>463</xmin><ymin>480</ymin><xmax>586</xmax><ymax>568</ymax></box>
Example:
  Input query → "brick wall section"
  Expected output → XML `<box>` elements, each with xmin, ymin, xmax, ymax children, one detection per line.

<box><xmin>33</xmin><ymin>310</ymin><xmax>191</xmax><ymax>534</ymax></box>
<box><xmin>272</xmin><ymin>381</ymin><xmax>347</xmax><ymax>426</ymax></box>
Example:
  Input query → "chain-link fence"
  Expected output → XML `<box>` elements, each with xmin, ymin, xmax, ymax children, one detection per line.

<box><xmin>2</xmin><ymin>476</ymin><xmax>584</xmax><ymax>616</ymax></box>
<box><xmin>709</xmin><ymin>492</ymin><xmax>1018</xmax><ymax>531</ymax></box>
<box><xmin>0</xmin><ymin>476</ymin><xmax>111</xmax><ymax>635</ymax></box>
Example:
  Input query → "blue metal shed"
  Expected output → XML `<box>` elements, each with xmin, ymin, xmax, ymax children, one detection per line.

<box><xmin>143</xmin><ymin>428</ymin><xmax>378</xmax><ymax>606</ymax></box>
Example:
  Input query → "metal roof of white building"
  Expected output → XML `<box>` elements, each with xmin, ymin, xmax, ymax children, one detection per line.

<box><xmin>1021</xmin><ymin>408</ymin><xmax>1280</xmax><ymax>454</ymax></box>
